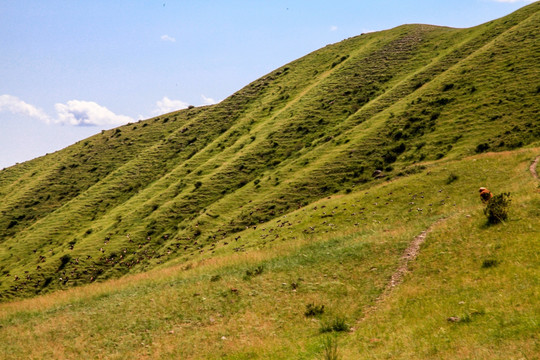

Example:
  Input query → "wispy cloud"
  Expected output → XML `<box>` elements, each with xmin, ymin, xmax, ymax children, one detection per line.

<box><xmin>1</xmin><ymin>93</ymin><xmax>217</xmax><ymax>127</ymax></box>
<box><xmin>54</xmin><ymin>100</ymin><xmax>133</xmax><ymax>126</ymax></box>
<box><xmin>201</xmin><ymin>94</ymin><xmax>218</xmax><ymax>105</ymax></box>
<box><xmin>0</xmin><ymin>94</ymin><xmax>51</xmax><ymax>123</ymax></box>
<box><xmin>160</xmin><ymin>34</ymin><xmax>176</xmax><ymax>42</ymax></box>
<box><xmin>330</xmin><ymin>25</ymin><xmax>338</xmax><ymax>32</ymax></box>
<box><xmin>0</xmin><ymin>94</ymin><xmax>133</xmax><ymax>126</ymax></box>
<box><xmin>153</xmin><ymin>96</ymin><xmax>189</xmax><ymax>115</ymax></box>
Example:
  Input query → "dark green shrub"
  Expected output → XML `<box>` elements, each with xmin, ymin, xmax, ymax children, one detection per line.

<box><xmin>481</xmin><ymin>259</ymin><xmax>499</xmax><ymax>268</ymax></box>
<box><xmin>383</xmin><ymin>152</ymin><xmax>397</xmax><ymax>164</ymax></box>
<box><xmin>446</xmin><ymin>173</ymin><xmax>459</xmax><ymax>184</ymax></box>
<box><xmin>475</xmin><ymin>143</ymin><xmax>490</xmax><ymax>153</ymax></box>
<box><xmin>304</xmin><ymin>303</ymin><xmax>325</xmax><ymax>317</ymax></box>
<box><xmin>43</xmin><ymin>277</ymin><xmax>53</xmax><ymax>288</ymax></box>
<box><xmin>392</xmin><ymin>142</ymin><xmax>406</xmax><ymax>154</ymax></box>
<box><xmin>331</xmin><ymin>317</ymin><xmax>349</xmax><ymax>332</ymax></box>
<box><xmin>7</xmin><ymin>220</ymin><xmax>18</xmax><ymax>229</ymax></box>
<box><xmin>442</xmin><ymin>83</ymin><xmax>454</xmax><ymax>91</ymax></box>
<box><xmin>320</xmin><ymin>317</ymin><xmax>349</xmax><ymax>333</ymax></box>
<box><xmin>58</xmin><ymin>254</ymin><xmax>72</xmax><ymax>270</ymax></box>
<box><xmin>484</xmin><ymin>192</ymin><xmax>511</xmax><ymax>224</ymax></box>
<box><xmin>244</xmin><ymin>265</ymin><xmax>264</xmax><ymax>279</ymax></box>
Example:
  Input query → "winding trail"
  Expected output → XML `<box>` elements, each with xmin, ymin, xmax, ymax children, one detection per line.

<box><xmin>530</xmin><ymin>155</ymin><xmax>540</xmax><ymax>180</ymax></box>
<box><xmin>357</xmin><ymin>218</ymin><xmax>447</xmax><ymax>323</ymax></box>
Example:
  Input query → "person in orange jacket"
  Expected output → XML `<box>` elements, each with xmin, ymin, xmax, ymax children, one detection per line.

<box><xmin>479</xmin><ymin>187</ymin><xmax>493</xmax><ymax>203</ymax></box>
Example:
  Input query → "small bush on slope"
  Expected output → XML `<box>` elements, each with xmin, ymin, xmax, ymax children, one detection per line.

<box><xmin>484</xmin><ymin>192</ymin><xmax>511</xmax><ymax>224</ymax></box>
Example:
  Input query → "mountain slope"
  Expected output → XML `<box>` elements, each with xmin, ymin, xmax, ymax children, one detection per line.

<box><xmin>0</xmin><ymin>2</ymin><xmax>539</xmax><ymax>303</ymax></box>
<box><xmin>0</xmin><ymin>148</ymin><xmax>538</xmax><ymax>359</ymax></box>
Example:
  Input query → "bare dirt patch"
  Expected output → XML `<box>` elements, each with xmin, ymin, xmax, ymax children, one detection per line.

<box><xmin>530</xmin><ymin>156</ymin><xmax>539</xmax><ymax>180</ymax></box>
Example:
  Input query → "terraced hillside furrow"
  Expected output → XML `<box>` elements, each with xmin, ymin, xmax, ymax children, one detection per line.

<box><xmin>0</xmin><ymin>108</ymin><xmax>201</xmax><ymax>240</ymax></box>
<box><xmin>0</xmin><ymin>1</ymin><xmax>539</xmax><ymax>301</ymax></box>
<box><xmin>143</xmin><ymin>9</ymin><xmax>540</xmax><ymax>246</ymax></box>
<box><xmin>186</xmin><ymin>4</ymin><xmax>540</xmax><ymax>243</ymax></box>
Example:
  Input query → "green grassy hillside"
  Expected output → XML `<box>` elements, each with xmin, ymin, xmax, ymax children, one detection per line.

<box><xmin>0</xmin><ymin>149</ymin><xmax>538</xmax><ymax>359</ymax></box>
<box><xmin>0</xmin><ymin>1</ymin><xmax>538</xmax><ymax>302</ymax></box>
<box><xmin>0</xmin><ymin>3</ymin><xmax>539</xmax><ymax>358</ymax></box>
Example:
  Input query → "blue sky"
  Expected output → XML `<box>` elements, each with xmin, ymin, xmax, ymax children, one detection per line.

<box><xmin>0</xmin><ymin>0</ymin><xmax>536</xmax><ymax>169</ymax></box>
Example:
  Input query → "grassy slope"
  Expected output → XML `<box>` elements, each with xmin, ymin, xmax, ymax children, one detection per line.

<box><xmin>0</xmin><ymin>149</ymin><xmax>537</xmax><ymax>359</ymax></box>
<box><xmin>0</xmin><ymin>3</ymin><xmax>538</xmax><ymax>357</ymax></box>
<box><xmin>1</xmin><ymin>2</ymin><xmax>538</xmax><ymax>301</ymax></box>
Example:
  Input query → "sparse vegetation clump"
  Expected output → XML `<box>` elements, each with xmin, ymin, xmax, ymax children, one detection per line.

<box><xmin>320</xmin><ymin>336</ymin><xmax>341</xmax><ymax>360</ymax></box>
<box><xmin>58</xmin><ymin>254</ymin><xmax>71</xmax><ymax>270</ymax></box>
<box><xmin>446</xmin><ymin>173</ymin><xmax>459</xmax><ymax>184</ymax></box>
<box><xmin>475</xmin><ymin>143</ymin><xmax>490</xmax><ymax>153</ymax></box>
<box><xmin>244</xmin><ymin>265</ymin><xmax>264</xmax><ymax>279</ymax></box>
<box><xmin>481</xmin><ymin>259</ymin><xmax>499</xmax><ymax>268</ymax></box>
<box><xmin>320</xmin><ymin>317</ymin><xmax>349</xmax><ymax>333</ymax></box>
<box><xmin>305</xmin><ymin>303</ymin><xmax>325</xmax><ymax>317</ymax></box>
<box><xmin>484</xmin><ymin>192</ymin><xmax>511</xmax><ymax>224</ymax></box>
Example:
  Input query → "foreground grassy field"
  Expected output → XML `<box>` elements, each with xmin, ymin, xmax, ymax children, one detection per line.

<box><xmin>0</xmin><ymin>149</ymin><xmax>537</xmax><ymax>359</ymax></box>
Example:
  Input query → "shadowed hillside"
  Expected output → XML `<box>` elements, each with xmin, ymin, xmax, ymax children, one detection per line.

<box><xmin>0</xmin><ymin>1</ymin><xmax>538</xmax><ymax>307</ymax></box>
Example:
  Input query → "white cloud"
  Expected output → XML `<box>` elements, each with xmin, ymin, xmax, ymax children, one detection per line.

<box><xmin>201</xmin><ymin>94</ymin><xmax>218</xmax><ymax>105</ymax></box>
<box><xmin>0</xmin><ymin>94</ymin><xmax>51</xmax><ymax>123</ymax></box>
<box><xmin>1</xmin><ymin>93</ymin><xmax>203</xmax><ymax>127</ymax></box>
<box><xmin>54</xmin><ymin>100</ymin><xmax>133</xmax><ymax>126</ymax></box>
<box><xmin>330</xmin><ymin>25</ymin><xmax>338</xmax><ymax>32</ymax></box>
<box><xmin>1</xmin><ymin>94</ymin><xmax>133</xmax><ymax>126</ymax></box>
<box><xmin>153</xmin><ymin>96</ymin><xmax>189</xmax><ymax>115</ymax></box>
<box><xmin>161</xmin><ymin>34</ymin><xmax>176</xmax><ymax>42</ymax></box>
